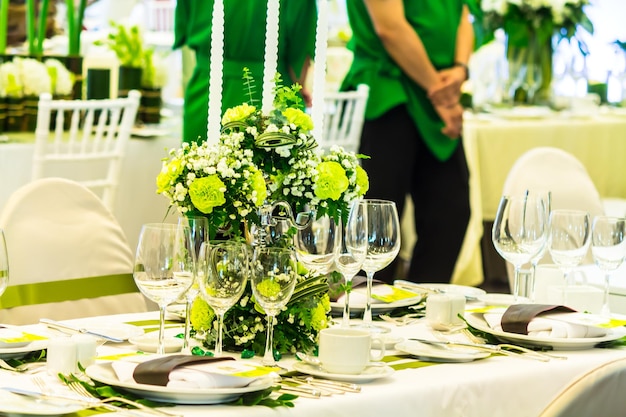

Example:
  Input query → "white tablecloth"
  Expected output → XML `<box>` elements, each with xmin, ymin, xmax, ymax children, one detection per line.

<box><xmin>7</xmin><ymin>311</ymin><xmax>626</xmax><ymax>417</ymax></box>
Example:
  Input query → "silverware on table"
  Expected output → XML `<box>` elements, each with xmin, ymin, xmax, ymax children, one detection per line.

<box><xmin>408</xmin><ymin>338</ymin><xmax>564</xmax><ymax>361</ymax></box>
<box><xmin>39</xmin><ymin>318</ymin><xmax>124</xmax><ymax>343</ymax></box>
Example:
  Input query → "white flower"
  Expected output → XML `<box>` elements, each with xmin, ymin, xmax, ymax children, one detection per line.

<box><xmin>16</xmin><ymin>58</ymin><xmax>51</xmax><ymax>96</ymax></box>
<box><xmin>44</xmin><ymin>59</ymin><xmax>74</xmax><ymax>96</ymax></box>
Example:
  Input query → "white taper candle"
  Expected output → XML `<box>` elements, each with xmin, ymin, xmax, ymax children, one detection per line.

<box><xmin>311</xmin><ymin>0</ymin><xmax>329</xmax><ymax>142</ymax></box>
<box><xmin>206</xmin><ymin>0</ymin><xmax>224</xmax><ymax>145</ymax></box>
<box><xmin>262</xmin><ymin>0</ymin><xmax>280</xmax><ymax>114</ymax></box>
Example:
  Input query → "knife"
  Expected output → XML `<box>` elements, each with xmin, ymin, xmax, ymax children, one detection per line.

<box><xmin>291</xmin><ymin>376</ymin><xmax>361</xmax><ymax>392</ymax></box>
<box><xmin>39</xmin><ymin>318</ymin><xmax>124</xmax><ymax>343</ymax></box>
<box><xmin>409</xmin><ymin>338</ymin><xmax>503</xmax><ymax>353</ymax></box>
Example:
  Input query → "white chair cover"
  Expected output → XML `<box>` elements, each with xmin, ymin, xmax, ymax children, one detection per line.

<box><xmin>500</xmin><ymin>146</ymin><xmax>605</xmax><ymax>290</ymax></box>
<box><xmin>539</xmin><ymin>357</ymin><xmax>626</xmax><ymax>417</ymax></box>
<box><xmin>0</xmin><ymin>178</ymin><xmax>153</xmax><ymax>324</ymax></box>
<box><xmin>319</xmin><ymin>84</ymin><xmax>369</xmax><ymax>153</ymax></box>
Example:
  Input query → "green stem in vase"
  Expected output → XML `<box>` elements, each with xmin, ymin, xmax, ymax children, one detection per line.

<box><xmin>26</xmin><ymin>0</ymin><xmax>36</xmax><ymax>55</ymax></box>
<box><xmin>36</xmin><ymin>0</ymin><xmax>50</xmax><ymax>55</ymax></box>
<box><xmin>66</xmin><ymin>0</ymin><xmax>75</xmax><ymax>55</ymax></box>
<box><xmin>0</xmin><ymin>0</ymin><xmax>8</xmax><ymax>54</ymax></box>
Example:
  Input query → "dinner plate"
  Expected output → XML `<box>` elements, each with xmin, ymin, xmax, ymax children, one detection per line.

<box><xmin>0</xmin><ymin>329</ymin><xmax>38</xmax><ymax>349</ymax></box>
<box><xmin>394</xmin><ymin>340</ymin><xmax>490</xmax><ymax>363</ymax></box>
<box><xmin>394</xmin><ymin>281</ymin><xmax>486</xmax><ymax>301</ymax></box>
<box><xmin>330</xmin><ymin>285</ymin><xmax>423</xmax><ymax>315</ymax></box>
<box><xmin>166</xmin><ymin>304</ymin><xmax>187</xmax><ymax>320</ymax></box>
<box><xmin>476</xmin><ymin>293</ymin><xmax>530</xmax><ymax>307</ymax></box>
<box><xmin>128</xmin><ymin>333</ymin><xmax>184</xmax><ymax>353</ymax></box>
<box><xmin>85</xmin><ymin>362</ymin><xmax>274</xmax><ymax>404</ymax></box>
<box><xmin>0</xmin><ymin>389</ymin><xmax>87</xmax><ymax>416</ymax></box>
<box><xmin>465</xmin><ymin>312</ymin><xmax>625</xmax><ymax>350</ymax></box>
<box><xmin>70</xmin><ymin>322</ymin><xmax>145</xmax><ymax>341</ymax></box>
<box><xmin>292</xmin><ymin>362</ymin><xmax>394</xmax><ymax>383</ymax></box>
<box><xmin>0</xmin><ymin>340</ymin><xmax>48</xmax><ymax>360</ymax></box>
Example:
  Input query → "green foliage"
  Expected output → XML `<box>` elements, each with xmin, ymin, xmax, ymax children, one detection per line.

<box><xmin>96</xmin><ymin>23</ymin><xmax>144</xmax><ymax>68</ymax></box>
<box><xmin>230</xmin><ymin>386</ymin><xmax>297</xmax><ymax>407</ymax></box>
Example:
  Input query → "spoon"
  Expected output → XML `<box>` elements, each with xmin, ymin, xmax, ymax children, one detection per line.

<box><xmin>295</xmin><ymin>351</ymin><xmax>387</xmax><ymax>368</ymax></box>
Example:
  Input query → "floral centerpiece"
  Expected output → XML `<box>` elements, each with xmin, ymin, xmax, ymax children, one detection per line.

<box><xmin>156</xmin><ymin>70</ymin><xmax>369</xmax><ymax>355</ymax></box>
<box><xmin>481</xmin><ymin>0</ymin><xmax>593</xmax><ymax>103</ymax></box>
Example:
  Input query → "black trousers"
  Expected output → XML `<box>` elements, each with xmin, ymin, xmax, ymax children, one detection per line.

<box><xmin>358</xmin><ymin>105</ymin><xmax>470</xmax><ymax>284</ymax></box>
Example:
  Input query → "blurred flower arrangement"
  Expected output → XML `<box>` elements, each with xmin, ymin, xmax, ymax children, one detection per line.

<box><xmin>0</xmin><ymin>57</ymin><xmax>75</xmax><ymax>98</ymax></box>
<box><xmin>157</xmin><ymin>70</ymin><xmax>369</xmax><ymax>355</ymax></box>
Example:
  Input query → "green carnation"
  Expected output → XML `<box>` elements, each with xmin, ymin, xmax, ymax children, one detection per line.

<box><xmin>222</xmin><ymin>103</ymin><xmax>256</xmax><ymax>124</ymax></box>
<box><xmin>189</xmin><ymin>175</ymin><xmax>227</xmax><ymax>214</ymax></box>
<box><xmin>156</xmin><ymin>159</ymin><xmax>182</xmax><ymax>193</ymax></box>
<box><xmin>310</xmin><ymin>294</ymin><xmax>330</xmax><ymax>331</ymax></box>
<box><xmin>314</xmin><ymin>161</ymin><xmax>349</xmax><ymax>201</ymax></box>
<box><xmin>190</xmin><ymin>297</ymin><xmax>215</xmax><ymax>332</ymax></box>
<box><xmin>249</xmin><ymin>168</ymin><xmax>268</xmax><ymax>206</ymax></box>
<box><xmin>355</xmin><ymin>165</ymin><xmax>369</xmax><ymax>195</ymax></box>
<box><xmin>283</xmin><ymin>108</ymin><xmax>313</xmax><ymax>131</ymax></box>
<box><xmin>256</xmin><ymin>279</ymin><xmax>281</xmax><ymax>299</ymax></box>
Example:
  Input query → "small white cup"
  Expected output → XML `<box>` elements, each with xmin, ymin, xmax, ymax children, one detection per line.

<box><xmin>47</xmin><ymin>337</ymin><xmax>77</xmax><ymax>376</ymax></box>
<box><xmin>426</xmin><ymin>293</ymin><xmax>466</xmax><ymax>330</ymax></box>
<box><xmin>71</xmin><ymin>334</ymin><xmax>97</xmax><ymax>370</ymax></box>
<box><xmin>318</xmin><ymin>328</ymin><xmax>385</xmax><ymax>374</ymax></box>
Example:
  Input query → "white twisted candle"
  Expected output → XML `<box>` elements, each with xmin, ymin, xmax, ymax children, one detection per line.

<box><xmin>262</xmin><ymin>0</ymin><xmax>280</xmax><ymax>113</ymax></box>
<box><xmin>311</xmin><ymin>0</ymin><xmax>329</xmax><ymax>142</ymax></box>
<box><xmin>206</xmin><ymin>0</ymin><xmax>224</xmax><ymax>145</ymax></box>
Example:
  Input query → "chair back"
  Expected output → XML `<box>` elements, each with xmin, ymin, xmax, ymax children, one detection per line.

<box><xmin>31</xmin><ymin>91</ymin><xmax>141</xmax><ymax>211</ymax></box>
<box><xmin>319</xmin><ymin>84</ymin><xmax>369</xmax><ymax>153</ymax></box>
<box><xmin>539</xmin><ymin>357</ymin><xmax>626</xmax><ymax>417</ymax></box>
<box><xmin>0</xmin><ymin>177</ymin><xmax>153</xmax><ymax>324</ymax></box>
<box><xmin>144</xmin><ymin>0</ymin><xmax>176</xmax><ymax>32</ymax></box>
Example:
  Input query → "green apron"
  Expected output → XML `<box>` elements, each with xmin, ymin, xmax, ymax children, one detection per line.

<box><xmin>341</xmin><ymin>0</ymin><xmax>464</xmax><ymax>161</ymax></box>
<box><xmin>174</xmin><ymin>0</ymin><xmax>317</xmax><ymax>144</ymax></box>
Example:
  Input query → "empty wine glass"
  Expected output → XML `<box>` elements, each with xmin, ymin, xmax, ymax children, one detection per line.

<box><xmin>293</xmin><ymin>215</ymin><xmax>339</xmax><ymax>276</ymax></box>
<box><xmin>198</xmin><ymin>240</ymin><xmax>249</xmax><ymax>356</ymax></box>
<box><xmin>360</xmin><ymin>199</ymin><xmax>401</xmax><ymax>329</ymax></box>
<box><xmin>250</xmin><ymin>246</ymin><xmax>298</xmax><ymax>366</ymax></box>
<box><xmin>547</xmin><ymin>209</ymin><xmax>591</xmax><ymax>303</ymax></box>
<box><xmin>133</xmin><ymin>223</ymin><xmax>195</xmax><ymax>354</ymax></box>
<box><xmin>178</xmin><ymin>215</ymin><xmax>209</xmax><ymax>354</ymax></box>
<box><xmin>492</xmin><ymin>194</ymin><xmax>548</xmax><ymax>301</ymax></box>
<box><xmin>591</xmin><ymin>216</ymin><xmax>626</xmax><ymax>316</ymax></box>
<box><xmin>335</xmin><ymin>200</ymin><xmax>367</xmax><ymax>328</ymax></box>
<box><xmin>528</xmin><ymin>191</ymin><xmax>552</xmax><ymax>301</ymax></box>
<box><xmin>0</xmin><ymin>229</ymin><xmax>8</xmax><ymax>299</ymax></box>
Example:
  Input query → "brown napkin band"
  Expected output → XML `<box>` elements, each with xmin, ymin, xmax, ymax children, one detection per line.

<box><xmin>501</xmin><ymin>304</ymin><xmax>577</xmax><ymax>335</ymax></box>
<box><xmin>133</xmin><ymin>355</ymin><xmax>235</xmax><ymax>386</ymax></box>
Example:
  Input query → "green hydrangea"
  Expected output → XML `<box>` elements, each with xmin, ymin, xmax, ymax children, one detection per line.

<box><xmin>282</xmin><ymin>107</ymin><xmax>313</xmax><ymax>131</ymax></box>
<box><xmin>189</xmin><ymin>175</ymin><xmax>227</xmax><ymax>214</ymax></box>
<box><xmin>314</xmin><ymin>161</ymin><xmax>349</xmax><ymax>201</ymax></box>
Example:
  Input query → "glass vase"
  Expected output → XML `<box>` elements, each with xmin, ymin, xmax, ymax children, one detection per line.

<box><xmin>505</xmin><ymin>32</ymin><xmax>552</xmax><ymax>105</ymax></box>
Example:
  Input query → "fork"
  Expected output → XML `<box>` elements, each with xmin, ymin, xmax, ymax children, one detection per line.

<box><xmin>66</xmin><ymin>380</ymin><xmax>182</xmax><ymax>417</ymax></box>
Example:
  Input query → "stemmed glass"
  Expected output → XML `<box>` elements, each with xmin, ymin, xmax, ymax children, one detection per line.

<box><xmin>0</xmin><ymin>229</ymin><xmax>8</xmax><ymax>299</ymax></box>
<box><xmin>178</xmin><ymin>215</ymin><xmax>209</xmax><ymax>354</ymax></box>
<box><xmin>547</xmin><ymin>209</ymin><xmax>591</xmax><ymax>303</ymax></box>
<box><xmin>360</xmin><ymin>199</ymin><xmax>401</xmax><ymax>329</ymax></box>
<box><xmin>492</xmin><ymin>194</ymin><xmax>548</xmax><ymax>301</ymax></box>
<box><xmin>591</xmin><ymin>216</ymin><xmax>626</xmax><ymax>316</ymax></box>
<box><xmin>334</xmin><ymin>200</ymin><xmax>367</xmax><ymax>328</ymax></box>
<box><xmin>133</xmin><ymin>223</ymin><xmax>195</xmax><ymax>354</ymax></box>
<box><xmin>528</xmin><ymin>191</ymin><xmax>552</xmax><ymax>301</ymax></box>
<box><xmin>293</xmin><ymin>215</ymin><xmax>339</xmax><ymax>276</ymax></box>
<box><xmin>250</xmin><ymin>246</ymin><xmax>298</xmax><ymax>366</ymax></box>
<box><xmin>198</xmin><ymin>240</ymin><xmax>249</xmax><ymax>356</ymax></box>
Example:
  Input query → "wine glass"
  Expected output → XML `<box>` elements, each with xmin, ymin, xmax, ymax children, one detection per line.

<box><xmin>528</xmin><ymin>191</ymin><xmax>552</xmax><ymax>301</ymax></box>
<box><xmin>293</xmin><ymin>215</ymin><xmax>339</xmax><ymax>276</ymax></box>
<box><xmin>0</xmin><ymin>229</ymin><xmax>8</xmax><ymax>299</ymax></box>
<box><xmin>547</xmin><ymin>209</ymin><xmax>591</xmax><ymax>304</ymax></box>
<box><xmin>198</xmin><ymin>240</ymin><xmax>249</xmax><ymax>356</ymax></box>
<box><xmin>133</xmin><ymin>223</ymin><xmax>195</xmax><ymax>354</ymax></box>
<box><xmin>178</xmin><ymin>215</ymin><xmax>209</xmax><ymax>354</ymax></box>
<box><xmin>591</xmin><ymin>216</ymin><xmax>626</xmax><ymax>316</ymax></box>
<box><xmin>492</xmin><ymin>194</ymin><xmax>548</xmax><ymax>301</ymax></box>
<box><xmin>335</xmin><ymin>200</ymin><xmax>367</xmax><ymax>328</ymax></box>
<box><xmin>250</xmin><ymin>246</ymin><xmax>298</xmax><ymax>366</ymax></box>
<box><xmin>360</xmin><ymin>199</ymin><xmax>401</xmax><ymax>329</ymax></box>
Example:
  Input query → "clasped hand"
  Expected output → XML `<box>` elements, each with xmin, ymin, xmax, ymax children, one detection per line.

<box><xmin>427</xmin><ymin>67</ymin><xmax>466</xmax><ymax>139</ymax></box>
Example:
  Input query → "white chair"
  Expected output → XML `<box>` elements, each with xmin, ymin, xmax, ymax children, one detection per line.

<box><xmin>539</xmin><ymin>357</ymin><xmax>626</xmax><ymax>417</ymax></box>
<box><xmin>32</xmin><ymin>90</ymin><xmax>141</xmax><ymax>211</ymax></box>
<box><xmin>500</xmin><ymin>146</ymin><xmax>605</xmax><ymax>290</ymax></box>
<box><xmin>0</xmin><ymin>178</ymin><xmax>154</xmax><ymax>325</ymax></box>
<box><xmin>319</xmin><ymin>84</ymin><xmax>369</xmax><ymax>153</ymax></box>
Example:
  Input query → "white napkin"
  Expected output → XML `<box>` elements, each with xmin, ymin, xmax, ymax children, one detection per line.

<box><xmin>483</xmin><ymin>311</ymin><xmax>607</xmax><ymax>338</ymax></box>
<box><xmin>111</xmin><ymin>361</ymin><xmax>261</xmax><ymax>389</ymax></box>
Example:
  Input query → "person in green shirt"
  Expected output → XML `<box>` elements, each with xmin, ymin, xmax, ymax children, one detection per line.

<box><xmin>341</xmin><ymin>0</ymin><xmax>474</xmax><ymax>284</ymax></box>
<box><xmin>174</xmin><ymin>0</ymin><xmax>317</xmax><ymax>144</ymax></box>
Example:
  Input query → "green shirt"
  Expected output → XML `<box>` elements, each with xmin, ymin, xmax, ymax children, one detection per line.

<box><xmin>341</xmin><ymin>0</ymin><xmax>464</xmax><ymax>161</ymax></box>
<box><xmin>174</xmin><ymin>0</ymin><xmax>317</xmax><ymax>144</ymax></box>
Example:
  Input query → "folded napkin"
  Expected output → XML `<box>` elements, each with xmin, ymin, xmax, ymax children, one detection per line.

<box><xmin>111</xmin><ymin>355</ymin><xmax>265</xmax><ymax>388</ymax></box>
<box><xmin>483</xmin><ymin>304</ymin><xmax>607</xmax><ymax>339</ymax></box>
<box><xmin>333</xmin><ymin>277</ymin><xmax>418</xmax><ymax>304</ymax></box>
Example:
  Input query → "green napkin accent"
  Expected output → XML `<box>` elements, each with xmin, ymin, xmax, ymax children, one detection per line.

<box><xmin>0</xmin><ymin>332</ymin><xmax>47</xmax><ymax>343</ymax></box>
<box><xmin>0</xmin><ymin>273</ymin><xmax>138</xmax><ymax>308</ymax></box>
<box><xmin>371</xmin><ymin>286</ymin><xmax>419</xmax><ymax>303</ymax></box>
<box><xmin>383</xmin><ymin>355</ymin><xmax>439</xmax><ymax>370</ymax></box>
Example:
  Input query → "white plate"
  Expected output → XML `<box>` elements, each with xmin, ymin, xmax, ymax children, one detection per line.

<box><xmin>394</xmin><ymin>340</ymin><xmax>490</xmax><ymax>363</ymax></box>
<box><xmin>394</xmin><ymin>281</ymin><xmax>486</xmax><ymax>301</ymax></box>
<box><xmin>331</xmin><ymin>285</ymin><xmax>423</xmax><ymax>315</ymax></box>
<box><xmin>166</xmin><ymin>304</ymin><xmax>187</xmax><ymax>320</ymax></box>
<box><xmin>0</xmin><ymin>340</ymin><xmax>48</xmax><ymax>360</ymax></box>
<box><xmin>477</xmin><ymin>293</ymin><xmax>530</xmax><ymax>306</ymax></box>
<box><xmin>0</xmin><ymin>389</ymin><xmax>87</xmax><ymax>416</ymax></box>
<box><xmin>291</xmin><ymin>361</ymin><xmax>394</xmax><ymax>383</ymax></box>
<box><xmin>70</xmin><ymin>322</ymin><xmax>145</xmax><ymax>341</ymax></box>
<box><xmin>465</xmin><ymin>312</ymin><xmax>625</xmax><ymax>350</ymax></box>
<box><xmin>85</xmin><ymin>362</ymin><xmax>274</xmax><ymax>404</ymax></box>
<box><xmin>128</xmin><ymin>334</ymin><xmax>183</xmax><ymax>353</ymax></box>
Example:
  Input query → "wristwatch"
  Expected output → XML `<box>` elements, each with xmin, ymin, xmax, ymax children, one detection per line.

<box><xmin>453</xmin><ymin>61</ymin><xmax>469</xmax><ymax>81</ymax></box>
